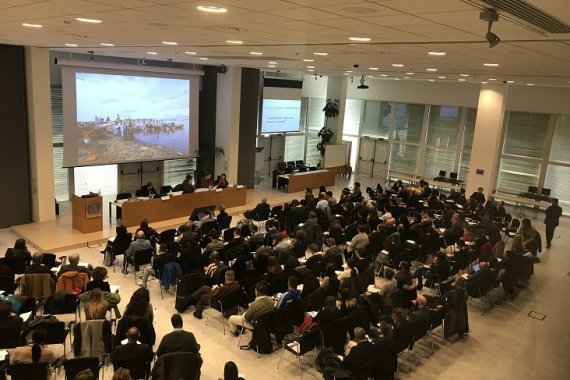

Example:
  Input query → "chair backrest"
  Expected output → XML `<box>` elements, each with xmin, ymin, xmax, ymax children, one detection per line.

<box><xmin>0</xmin><ymin>274</ymin><xmax>16</xmax><ymax>294</ymax></box>
<box><xmin>9</xmin><ymin>362</ymin><xmax>49</xmax><ymax>380</ymax></box>
<box><xmin>151</xmin><ymin>352</ymin><xmax>202</xmax><ymax>380</ymax></box>
<box><xmin>112</xmin><ymin>359</ymin><xmax>149</xmax><ymax>380</ymax></box>
<box><xmin>218</xmin><ymin>215</ymin><xmax>232</xmax><ymax>230</ymax></box>
<box><xmin>321</xmin><ymin>318</ymin><xmax>347</xmax><ymax>355</ymax></box>
<box><xmin>391</xmin><ymin>288</ymin><xmax>403</xmax><ymax>309</ymax></box>
<box><xmin>294</xmin><ymin>328</ymin><xmax>321</xmax><ymax>356</ymax></box>
<box><xmin>158</xmin><ymin>229</ymin><xmax>177</xmax><ymax>243</ymax></box>
<box><xmin>64</xmin><ymin>357</ymin><xmax>100</xmax><ymax>380</ymax></box>
<box><xmin>411</xmin><ymin>318</ymin><xmax>431</xmax><ymax>342</ymax></box>
<box><xmin>284</xmin><ymin>298</ymin><xmax>305</xmax><ymax>327</ymax></box>
<box><xmin>29</xmin><ymin>318</ymin><xmax>66</xmax><ymax>345</ymax></box>
<box><xmin>40</xmin><ymin>253</ymin><xmax>57</xmax><ymax>269</ymax></box>
<box><xmin>44</xmin><ymin>293</ymin><xmax>78</xmax><ymax>315</ymax></box>
<box><xmin>113</xmin><ymin>233</ymin><xmax>133</xmax><ymax>255</ymax></box>
<box><xmin>217</xmin><ymin>289</ymin><xmax>243</xmax><ymax>314</ymax></box>
<box><xmin>200</xmin><ymin>221</ymin><xmax>219</xmax><ymax>237</ymax></box>
<box><xmin>160</xmin><ymin>185</ymin><xmax>173</xmax><ymax>194</ymax></box>
<box><xmin>133</xmin><ymin>249</ymin><xmax>154</xmax><ymax>267</ymax></box>
<box><xmin>269</xmin><ymin>273</ymin><xmax>290</xmax><ymax>295</ymax></box>
<box><xmin>223</xmin><ymin>227</ymin><xmax>235</xmax><ymax>243</ymax></box>
<box><xmin>116</xmin><ymin>192</ymin><xmax>132</xmax><ymax>200</ymax></box>
<box><xmin>0</xmin><ymin>325</ymin><xmax>23</xmax><ymax>349</ymax></box>
<box><xmin>23</xmin><ymin>273</ymin><xmax>55</xmax><ymax>299</ymax></box>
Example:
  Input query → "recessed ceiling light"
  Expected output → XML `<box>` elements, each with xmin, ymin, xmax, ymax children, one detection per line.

<box><xmin>406</xmin><ymin>72</ymin><xmax>414</xmax><ymax>75</ymax></box>
<box><xmin>199</xmin><ymin>57</ymin><xmax>208</xmax><ymax>60</ymax></box>
<box><xmin>146</xmin><ymin>51</ymin><xmax>158</xmax><ymax>55</ymax></box>
<box><xmin>250</xmin><ymin>51</ymin><xmax>263</xmax><ymax>55</ymax></box>
<box><xmin>428</xmin><ymin>79</ymin><xmax>435</xmax><ymax>82</ymax></box>
<box><xmin>404</xmin><ymin>76</ymin><xmax>410</xmax><ymax>79</ymax></box>
<box><xmin>380</xmin><ymin>74</ymin><xmax>388</xmax><ymax>77</ymax></box>
<box><xmin>349</xmin><ymin>37</ymin><xmax>371</xmax><ymax>42</ymax></box>
<box><xmin>22</xmin><ymin>22</ymin><xmax>42</xmax><ymax>28</ymax></box>
<box><xmin>426</xmin><ymin>68</ymin><xmax>437</xmax><ymax>72</ymax></box>
<box><xmin>226</xmin><ymin>40</ymin><xmax>242</xmax><ymax>44</ymax></box>
<box><xmin>100</xmin><ymin>43</ymin><xmax>114</xmax><ymax>47</ymax></box>
<box><xmin>344</xmin><ymin>73</ymin><xmax>349</xmax><ymax>75</ymax></box>
<box><xmin>367</xmin><ymin>75</ymin><xmax>373</xmax><ymax>78</ymax></box>
<box><xmin>345</xmin><ymin>70</ymin><xmax>353</xmax><ymax>73</ymax></box>
<box><xmin>268</xmin><ymin>64</ymin><xmax>276</xmax><ymax>68</ymax></box>
<box><xmin>162</xmin><ymin>41</ymin><xmax>178</xmax><ymax>46</ymax></box>
<box><xmin>489</xmin><ymin>78</ymin><xmax>497</xmax><ymax>81</ymax></box>
<box><xmin>369</xmin><ymin>67</ymin><xmax>379</xmax><ymax>70</ymax></box>
<box><xmin>268</xmin><ymin>61</ymin><xmax>277</xmax><ymax>65</ymax></box>
<box><xmin>526</xmin><ymin>83</ymin><xmax>534</xmax><ymax>86</ymax></box>
<box><xmin>392</xmin><ymin>63</ymin><xmax>404</xmax><ymax>67</ymax></box>
<box><xmin>65</xmin><ymin>43</ymin><xmax>78</xmax><ymax>47</ymax></box>
<box><xmin>481</xmin><ymin>81</ymin><xmax>488</xmax><ymax>84</ymax></box>
<box><xmin>197</xmin><ymin>5</ymin><xmax>227</xmax><ymax>13</ymax></box>
<box><xmin>185</xmin><ymin>51</ymin><xmax>197</xmax><ymax>55</ymax></box>
<box><xmin>308</xmin><ymin>69</ymin><xmax>314</xmax><ymax>72</ymax></box>
<box><xmin>459</xmin><ymin>73</ymin><xmax>470</xmax><ymax>77</ymax></box>
<box><xmin>394</xmin><ymin>78</ymin><xmax>400</xmax><ymax>80</ymax></box>
<box><xmin>313</xmin><ymin>52</ymin><xmax>328</xmax><ymax>56</ymax></box>
<box><xmin>438</xmin><ymin>76</ymin><xmax>446</xmax><ymax>79</ymax></box>
<box><xmin>303</xmin><ymin>59</ymin><xmax>314</xmax><ymax>62</ymax></box>
<box><xmin>306</xmin><ymin>66</ymin><xmax>315</xmax><ymax>69</ymax></box>
<box><xmin>75</xmin><ymin>17</ymin><xmax>102</xmax><ymax>24</ymax></box>
<box><xmin>428</xmin><ymin>51</ymin><xmax>446</xmax><ymax>56</ymax></box>
<box><xmin>507</xmin><ymin>80</ymin><xmax>515</xmax><ymax>84</ymax></box>
<box><xmin>458</xmin><ymin>78</ymin><xmax>466</xmax><ymax>82</ymax></box>
<box><xmin>483</xmin><ymin>63</ymin><xmax>500</xmax><ymax>67</ymax></box>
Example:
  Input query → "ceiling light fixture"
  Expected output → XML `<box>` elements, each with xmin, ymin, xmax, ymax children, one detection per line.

<box><xmin>146</xmin><ymin>51</ymin><xmax>158</xmax><ymax>55</ymax></box>
<box><xmin>306</xmin><ymin>66</ymin><xmax>315</xmax><ymax>69</ymax></box>
<box><xmin>357</xmin><ymin>75</ymin><xmax>369</xmax><ymax>89</ymax></box>
<box><xmin>75</xmin><ymin>17</ymin><xmax>102</xmax><ymax>24</ymax></box>
<box><xmin>197</xmin><ymin>5</ymin><xmax>227</xmax><ymax>13</ymax></box>
<box><xmin>65</xmin><ymin>43</ymin><xmax>78</xmax><ymax>47</ymax></box>
<box><xmin>185</xmin><ymin>51</ymin><xmax>197</xmax><ymax>55</ymax></box>
<box><xmin>526</xmin><ymin>83</ymin><xmax>534</xmax><ymax>86</ymax></box>
<box><xmin>438</xmin><ymin>76</ymin><xmax>446</xmax><ymax>79</ymax></box>
<box><xmin>489</xmin><ymin>78</ymin><xmax>497</xmax><ymax>81</ymax></box>
<box><xmin>226</xmin><ymin>40</ymin><xmax>242</xmax><ymax>44</ymax></box>
<box><xmin>458</xmin><ymin>79</ymin><xmax>466</xmax><ymax>82</ymax></box>
<box><xmin>460</xmin><ymin>73</ymin><xmax>470</xmax><ymax>77</ymax></box>
<box><xmin>394</xmin><ymin>78</ymin><xmax>400</xmax><ymax>81</ymax></box>
<box><xmin>268</xmin><ymin>65</ymin><xmax>276</xmax><ymax>68</ymax></box>
<box><xmin>349</xmin><ymin>37</ymin><xmax>371</xmax><ymax>42</ymax></box>
<box><xmin>428</xmin><ymin>51</ymin><xmax>446</xmax><ymax>56</ymax></box>
<box><xmin>480</xmin><ymin>9</ymin><xmax>501</xmax><ymax>48</ymax></box>
<box><xmin>100</xmin><ymin>43</ymin><xmax>114</xmax><ymax>46</ymax></box>
<box><xmin>481</xmin><ymin>81</ymin><xmax>488</xmax><ymax>84</ymax></box>
<box><xmin>406</xmin><ymin>72</ymin><xmax>414</xmax><ymax>75</ymax></box>
<box><xmin>346</xmin><ymin>70</ymin><xmax>353</xmax><ymax>73</ymax></box>
<box><xmin>303</xmin><ymin>59</ymin><xmax>314</xmax><ymax>62</ymax></box>
<box><xmin>199</xmin><ymin>57</ymin><xmax>208</xmax><ymax>60</ymax></box>
<box><xmin>507</xmin><ymin>80</ymin><xmax>515</xmax><ymax>84</ymax></box>
<box><xmin>308</xmin><ymin>69</ymin><xmax>314</xmax><ymax>72</ymax></box>
<box><xmin>22</xmin><ymin>22</ymin><xmax>42</xmax><ymax>28</ymax></box>
<box><xmin>268</xmin><ymin>61</ymin><xmax>277</xmax><ymax>64</ymax></box>
<box><xmin>369</xmin><ymin>67</ymin><xmax>379</xmax><ymax>70</ymax></box>
<box><xmin>162</xmin><ymin>41</ymin><xmax>178</xmax><ymax>45</ymax></box>
<box><xmin>428</xmin><ymin>79</ymin><xmax>435</xmax><ymax>82</ymax></box>
<box><xmin>426</xmin><ymin>68</ymin><xmax>437</xmax><ymax>72</ymax></box>
<box><xmin>484</xmin><ymin>63</ymin><xmax>500</xmax><ymax>67</ymax></box>
<box><xmin>367</xmin><ymin>75</ymin><xmax>373</xmax><ymax>78</ymax></box>
<box><xmin>250</xmin><ymin>51</ymin><xmax>263</xmax><ymax>55</ymax></box>
<box><xmin>313</xmin><ymin>52</ymin><xmax>328</xmax><ymax>56</ymax></box>
<box><xmin>380</xmin><ymin>74</ymin><xmax>388</xmax><ymax>77</ymax></box>
<box><xmin>392</xmin><ymin>63</ymin><xmax>404</xmax><ymax>67</ymax></box>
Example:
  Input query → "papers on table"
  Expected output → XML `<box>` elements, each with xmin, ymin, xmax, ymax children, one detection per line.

<box><xmin>287</xmin><ymin>341</ymin><xmax>300</xmax><ymax>353</ymax></box>
<box><xmin>20</xmin><ymin>311</ymin><xmax>32</xmax><ymax>322</ymax></box>
<box><xmin>116</xmin><ymin>199</ymin><xmax>128</xmax><ymax>204</ymax></box>
<box><xmin>367</xmin><ymin>284</ymin><xmax>380</xmax><ymax>294</ymax></box>
<box><xmin>110</xmin><ymin>285</ymin><xmax>120</xmax><ymax>293</ymax></box>
<box><xmin>237</xmin><ymin>185</ymin><xmax>244</xmax><ymax>189</ymax></box>
<box><xmin>160</xmin><ymin>196</ymin><xmax>170</xmax><ymax>201</ymax></box>
<box><xmin>215</xmin><ymin>188</ymin><xmax>223</xmax><ymax>192</ymax></box>
<box><xmin>307</xmin><ymin>311</ymin><xmax>317</xmax><ymax>318</ymax></box>
<box><xmin>171</xmin><ymin>191</ymin><xmax>183</xmax><ymax>196</ymax></box>
<box><xmin>0</xmin><ymin>350</ymin><xmax>8</xmax><ymax>362</ymax></box>
<box><xmin>380</xmin><ymin>250</ymin><xmax>389</xmax><ymax>256</ymax></box>
<box><xmin>0</xmin><ymin>290</ymin><xmax>4</xmax><ymax>296</ymax></box>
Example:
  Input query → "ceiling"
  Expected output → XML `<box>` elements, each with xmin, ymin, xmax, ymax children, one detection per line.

<box><xmin>1</xmin><ymin>0</ymin><xmax>570</xmax><ymax>86</ymax></box>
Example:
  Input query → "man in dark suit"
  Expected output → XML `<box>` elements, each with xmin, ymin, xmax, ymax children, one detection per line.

<box><xmin>469</xmin><ymin>187</ymin><xmax>486</xmax><ymax>205</ymax></box>
<box><xmin>156</xmin><ymin>314</ymin><xmax>200</xmax><ymax>357</ymax></box>
<box><xmin>191</xmin><ymin>270</ymin><xmax>240</xmax><ymax>319</ymax></box>
<box><xmin>544</xmin><ymin>197</ymin><xmax>562</xmax><ymax>249</ymax></box>
<box><xmin>225</xmin><ymin>228</ymin><xmax>245</xmax><ymax>253</ymax></box>
<box><xmin>111</xmin><ymin>327</ymin><xmax>154</xmax><ymax>362</ymax></box>
<box><xmin>24</xmin><ymin>252</ymin><xmax>52</xmax><ymax>275</ymax></box>
<box><xmin>139</xmin><ymin>181</ymin><xmax>157</xmax><ymax>197</ymax></box>
<box><xmin>343</xmin><ymin>327</ymin><xmax>375</xmax><ymax>380</ymax></box>
<box><xmin>244</xmin><ymin>198</ymin><xmax>270</xmax><ymax>220</ymax></box>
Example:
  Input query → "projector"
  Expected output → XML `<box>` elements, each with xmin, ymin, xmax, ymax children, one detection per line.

<box><xmin>357</xmin><ymin>83</ymin><xmax>369</xmax><ymax>89</ymax></box>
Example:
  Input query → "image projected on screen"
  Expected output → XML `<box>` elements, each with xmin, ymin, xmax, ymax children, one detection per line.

<box><xmin>261</xmin><ymin>99</ymin><xmax>301</xmax><ymax>133</ymax></box>
<box><xmin>75</xmin><ymin>72</ymin><xmax>190</xmax><ymax>165</ymax></box>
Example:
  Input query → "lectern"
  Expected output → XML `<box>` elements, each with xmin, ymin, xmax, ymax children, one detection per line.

<box><xmin>72</xmin><ymin>195</ymin><xmax>103</xmax><ymax>233</ymax></box>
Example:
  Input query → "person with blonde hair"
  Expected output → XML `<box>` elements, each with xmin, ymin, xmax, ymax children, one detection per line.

<box><xmin>111</xmin><ymin>368</ymin><xmax>132</xmax><ymax>380</ymax></box>
<box><xmin>83</xmin><ymin>288</ymin><xmax>109</xmax><ymax>320</ymax></box>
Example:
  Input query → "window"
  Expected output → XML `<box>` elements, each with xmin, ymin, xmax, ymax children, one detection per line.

<box><xmin>284</xmin><ymin>135</ymin><xmax>306</xmax><ymax>162</ymax></box>
<box><xmin>462</xmin><ymin>108</ymin><xmax>477</xmax><ymax>149</ymax></box>
<box><xmin>164</xmin><ymin>159</ymin><xmax>195</xmax><ymax>186</ymax></box>
<box><xmin>422</xmin><ymin>148</ymin><xmax>456</xmax><ymax>179</ymax></box>
<box><xmin>74</xmin><ymin>165</ymin><xmax>118</xmax><ymax>196</ymax></box>
<box><xmin>497</xmin><ymin>158</ymin><xmax>541</xmax><ymax>193</ymax></box>
<box><xmin>426</xmin><ymin>106</ymin><xmax>460</xmax><ymax>148</ymax></box>
<box><xmin>502</xmin><ymin>111</ymin><xmax>549</xmax><ymax>158</ymax></box>
<box><xmin>459</xmin><ymin>152</ymin><xmax>471</xmax><ymax>182</ymax></box>
<box><xmin>362</xmin><ymin>101</ymin><xmax>391</xmax><ymax>139</ymax></box>
<box><xmin>343</xmin><ymin>99</ymin><xmax>363</xmax><ymax>136</ymax></box>
<box><xmin>392</xmin><ymin>103</ymin><xmax>425</xmax><ymax>143</ymax></box>
<box><xmin>51</xmin><ymin>86</ymin><xmax>69</xmax><ymax>201</ymax></box>
<box><xmin>305</xmin><ymin>97</ymin><xmax>325</xmax><ymax>166</ymax></box>
<box><xmin>544</xmin><ymin>165</ymin><xmax>570</xmax><ymax>211</ymax></box>
<box><xmin>389</xmin><ymin>143</ymin><xmax>419</xmax><ymax>175</ymax></box>
<box><xmin>549</xmin><ymin>115</ymin><xmax>570</xmax><ymax>163</ymax></box>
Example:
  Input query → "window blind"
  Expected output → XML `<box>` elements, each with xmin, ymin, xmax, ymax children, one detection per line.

<box><xmin>389</xmin><ymin>143</ymin><xmax>419</xmax><ymax>176</ymax></box>
<box><xmin>459</xmin><ymin>151</ymin><xmax>471</xmax><ymax>182</ymax></box>
<box><xmin>421</xmin><ymin>148</ymin><xmax>455</xmax><ymax>179</ymax></box>
<box><xmin>343</xmin><ymin>99</ymin><xmax>363</xmax><ymax>136</ymax></box>
<box><xmin>544</xmin><ymin>165</ymin><xmax>570</xmax><ymax>214</ymax></box>
<box><xmin>284</xmin><ymin>135</ymin><xmax>306</xmax><ymax>162</ymax></box>
<box><xmin>497</xmin><ymin>158</ymin><xmax>541</xmax><ymax>193</ymax></box>
<box><xmin>426</xmin><ymin>106</ymin><xmax>460</xmax><ymax>148</ymax></box>
<box><xmin>51</xmin><ymin>86</ymin><xmax>69</xmax><ymax>201</ymax></box>
<box><xmin>462</xmin><ymin>108</ymin><xmax>477</xmax><ymax>149</ymax></box>
<box><xmin>164</xmin><ymin>159</ymin><xmax>195</xmax><ymax>186</ymax></box>
<box><xmin>502</xmin><ymin>111</ymin><xmax>549</xmax><ymax>158</ymax></box>
<box><xmin>392</xmin><ymin>103</ymin><xmax>425</xmax><ymax>143</ymax></box>
<box><xmin>549</xmin><ymin>114</ymin><xmax>570</xmax><ymax>163</ymax></box>
<box><xmin>362</xmin><ymin>101</ymin><xmax>391</xmax><ymax>139</ymax></box>
<box><xmin>305</xmin><ymin>97</ymin><xmax>326</xmax><ymax>166</ymax></box>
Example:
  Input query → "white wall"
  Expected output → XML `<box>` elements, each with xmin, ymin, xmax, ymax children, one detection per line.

<box><xmin>506</xmin><ymin>85</ymin><xmax>570</xmax><ymax>114</ymax></box>
<box><xmin>302</xmin><ymin>75</ymin><xmax>328</xmax><ymax>98</ymax></box>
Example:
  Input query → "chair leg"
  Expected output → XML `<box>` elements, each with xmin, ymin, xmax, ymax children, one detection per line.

<box><xmin>277</xmin><ymin>343</ymin><xmax>284</xmax><ymax>369</ymax></box>
<box><xmin>297</xmin><ymin>353</ymin><xmax>303</xmax><ymax>379</ymax></box>
<box><xmin>220</xmin><ymin>305</ymin><xmax>226</xmax><ymax>335</ymax></box>
<box><xmin>160</xmin><ymin>282</ymin><xmax>164</xmax><ymax>300</ymax></box>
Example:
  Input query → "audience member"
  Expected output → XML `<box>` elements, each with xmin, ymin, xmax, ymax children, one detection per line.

<box><xmin>57</xmin><ymin>252</ymin><xmax>93</xmax><ymax>277</ymax></box>
<box><xmin>4</xmin><ymin>238</ymin><xmax>32</xmax><ymax>262</ymax></box>
<box><xmin>141</xmin><ymin>243</ymin><xmax>176</xmax><ymax>288</ymax></box>
<box><xmin>24</xmin><ymin>252</ymin><xmax>51</xmax><ymax>275</ymax></box>
<box><xmin>228</xmin><ymin>282</ymin><xmax>273</xmax><ymax>336</ymax></box>
<box><xmin>10</xmin><ymin>328</ymin><xmax>56</xmax><ymax>365</ymax></box>
<box><xmin>191</xmin><ymin>270</ymin><xmax>240</xmax><ymax>319</ymax></box>
<box><xmin>124</xmin><ymin>230</ymin><xmax>153</xmax><ymax>274</ymax></box>
<box><xmin>219</xmin><ymin>361</ymin><xmax>245</xmax><ymax>380</ymax></box>
<box><xmin>156</xmin><ymin>313</ymin><xmax>200</xmax><ymax>356</ymax></box>
<box><xmin>544</xmin><ymin>197</ymin><xmax>562</xmax><ymax>249</ymax></box>
<box><xmin>87</xmin><ymin>266</ymin><xmax>111</xmax><ymax>292</ymax></box>
<box><xmin>111</xmin><ymin>327</ymin><xmax>154</xmax><ymax>362</ymax></box>
<box><xmin>275</xmin><ymin>276</ymin><xmax>300</xmax><ymax>311</ymax></box>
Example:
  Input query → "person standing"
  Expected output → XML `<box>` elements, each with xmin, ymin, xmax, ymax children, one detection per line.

<box><xmin>544</xmin><ymin>198</ymin><xmax>562</xmax><ymax>249</ymax></box>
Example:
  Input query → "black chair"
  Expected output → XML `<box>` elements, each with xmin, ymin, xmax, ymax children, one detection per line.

<box><xmin>63</xmin><ymin>357</ymin><xmax>103</xmax><ymax>380</ymax></box>
<box><xmin>9</xmin><ymin>363</ymin><xmax>49</xmax><ymax>380</ymax></box>
<box><xmin>205</xmin><ymin>289</ymin><xmax>243</xmax><ymax>335</ymax></box>
<box><xmin>0</xmin><ymin>274</ymin><xmax>17</xmax><ymax>295</ymax></box>
<box><xmin>410</xmin><ymin>319</ymin><xmax>431</xmax><ymax>364</ymax></box>
<box><xmin>44</xmin><ymin>293</ymin><xmax>80</xmax><ymax>324</ymax></box>
<box><xmin>28</xmin><ymin>319</ymin><xmax>70</xmax><ymax>356</ymax></box>
<box><xmin>223</xmin><ymin>227</ymin><xmax>236</xmax><ymax>243</ymax></box>
<box><xmin>160</xmin><ymin>185</ymin><xmax>173</xmax><ymax>194</ymax></box>
<box><xmin>277</xmin><ymin>328</ymin><xmax>321</xmax><ymax>377</ymax></box>
<box><xmin>308</xmin><ymin>261</ymin><xmax>325</xmax><ymax>278</ymax></box>
<box><xmin>40</xmin><ymin>253</ymin><xmax>58</xmax><ymax>269</ymax></box>
<box><xmin>200</xmin><ymin>221</ymin><xmax>219</xmax><ymax>237</ymax></box>
<box><xmin>269</xmin><ymin>273</ymin><xmax>290</xmax><ymax>295</ymax></box>
<box><xmin>158</xmin><ymin>229</ymin><xmax>177</xmax><ymax>244</ymax></box>
<box><xmin>126</xmin><ymin>249</ymin><xmax>153</xmax><ymax>283</ymax></box>
<box><xmin>112</xmin><ymin>359</ymin><xmax>151</xmax><ymax>380</ymax></box>
<box><xmin>0</xmin><ymin>257</ymin><xmax>27</xmax><ymax>274</ymax></box>
<box><xmin>175</xmin><ymin>273</ymin><xmax>206</xmax><ymax>313</ymax></box>
<box><xmin>321</xmin><ymin>318</ymin><xmax>347</xmax><ymax>356</ymax></box>
<box><xmin>0</xmin><ymin>324</ymin><xmax>25</xmax><ymax>349</ymax></box>
<box><xmin>218</xmin><ymin>215</ymin><xmax>232</xmax><ymax>231</ymax></box>
<box><xmin>150</xmin><ymin>352</ymin><xmax>202</xmax><ymax>380</ymax></box>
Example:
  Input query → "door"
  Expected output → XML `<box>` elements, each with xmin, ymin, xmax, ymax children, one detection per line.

<box><xmin>372</xmin><ymin>140</ymin><xmax>389</xmax><ymax>185</ymax></box>
<box><xmin>357</xmin><ymin>137</ymin><xmax>376</xmax><ymax>176</ymax></box>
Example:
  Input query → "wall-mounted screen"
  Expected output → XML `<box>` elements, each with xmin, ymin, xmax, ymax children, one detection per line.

<box><xmin>261</xmin><ymin>99</ymin><xmax>302</xmax><ymax>133</ymax></box>
<box><xmin>62</xmin><ymin>67</ymin><xmax>200</xmax><ymax>167</ymax></box>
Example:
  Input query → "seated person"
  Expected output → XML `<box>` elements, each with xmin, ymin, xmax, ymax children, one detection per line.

<box><xmin>228</xmin><ymin>282</ymin><xmax>274</xmax><ymax>336</ymax></box>
<box><xmin>203</xmin><ymin>231</ymin><xmax>224</xmax><ymax>258</ymax></box>
<box><xmin>344</xmin><ymin>327</ymin><xmax>367</xmax><ymax>356</ymax></box>
<box><xmin>111</xmin><ymin>327</ymin><xmax>154</xmax><ymax>363</ymax></box>
<box><xmin>137</xmin><ymin>219</ymin><xmax>158</xmax><ymax>241</ymax></box>
<box><xmin>87</xmin><ymin>266</ymin><xmax>111</xmax><ymax>292</ymax></box>
<box><xmin>24</xmin><ymin>252</ymin><xmax>52</xmax><ymax>275</ymax></box>
<box><xmin>353</xmin><ymin>249</ymin><xmax>370</xmax><ymax>274</ymax></box>
<box><xmin>205</xmin><ymin>251</ymin><xmax>224</xmax><ymax>279</ymax></box>
<box><xmin>0</xmin><ymin>301</ymin><xmax>23</xmax><ymax>332</ymax></box>
<box><xmin>10</xmin><ymin>328</ymin><xmax>56</xmax><ymax>365</ymax></box>
<box><xmin>180</xmin><ymin>174</ymin><xmax>195</xmax><ymax>193</ymax></box>
<box><xmin>343</xmin><ymin>327</ymin><xmax>375</xmax><ymax>379</ymax></box>
<box><xmin>302</xmin><ymin>211</ymin><xmax>318</xmax><ymax>229</ymax></box>
<box><xmin>102</xmin><ymin>225</ymin><xmax>132</xmax><ymax>256</ymax></box>
<box><xmin>57</xmin><ymin>252</ymin><xmax>92</xmax><ymax>277</ymax></box>
<box><xmin>275</xmin><ymin>276</ymin><xmax>300</xmax><ymax>311</ymax></box>
<box><xmin>141</xmin><ymin>244</ymin><xmax>177</xmax><ymax>288</ymax></box>
<box><xmin>139</xmin><ymin>181</ymin><xmax>157</xmax><ymax>198</ymax></box>
<box><xmin>226</xmin><ymin>228</ymin><xmax>245</xmax><ymax>253</ymax></box>
<box><xmin>218</xmin><ymin>205</ymin><xmax>229</xmax><ymax>220</ymax></box>
<box><xmin>391</xmin><ymin>308</ymin><xmax>411</xmax><ymax>342</ymax></box>
<box><xmin>244</xmin><ymin>198</ymin><xmax>270</xmax><ymax>220</ymax></box>
<box><xmin>263</xmin><ymin>220</ymin><xmax>279</xmax><ymax>246</ymax></box>
<box><xmin>191</xmin><ymin>270</ymin><xmax>240</xmax><ymax>319</ymax></box>
<box><xmin>469</xmin><ymin>187</ymin><xmax>486</xmax><ymax>205</ymax></box>
<box><xmin>346</xmin><ymin>224</ymin><xmax>369</xmax><ymax>255</ymax></box>
<box><xmin>379</xmin><ymin>268</ymin><xmax>397</xmax><ymax>298</ymax></box>
<box><xmin>124</xmin><ymin>230</ymin><xmax>153</xmax><ymax>273</ymax></box>
<box><xmin>156</xmin><ymin>313</ymin><xmax>200</xmax><ymax>357</ymax></box>
<box><xmin>200</xmin><ymin>209</ymin><xmax>217</xmax><ymax>223</ymax></box>
<box><xmin>80</xmin><ymin>287</ymin><xmax>121</xmax><ymax>319</ymax></box>
<box><xmin>351</xmin><ymin>182</ymin><xmax>363</xmax><ymax>201</ymax></box>
<box><xmin>215</xmin><ymin>173</ymin><xmax>229</xmax><ymax>188</ymax></box>
<box><xmin>409</xmin><ymin>295</ymin><xmax>431</xmax><ymax>324</ymax></box>
<box><xmin>5</xmin><ymin>238</ymin><xmax>32</xmax><ymax>262</ymax></box>
<box><xmin>200</xmin><ymin>172</ymin><xmax>214</xmax><ymax>188</ymax></box>
<box><xmin>313</xmin><ymin>296</ymin><xmax>341</xmax><ymax>326</ymax></box>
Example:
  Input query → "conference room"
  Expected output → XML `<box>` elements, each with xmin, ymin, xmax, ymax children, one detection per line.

<box><xmin>1</xmin><ymin>1</ymin><xmax>570</xmax><ymax>379</ymax></box>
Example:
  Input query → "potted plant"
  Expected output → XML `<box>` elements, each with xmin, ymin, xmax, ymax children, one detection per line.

<box><xmin>317</xmin><ymin>98</ymin><xmax>340</xmax><ymax>159</ymax></box>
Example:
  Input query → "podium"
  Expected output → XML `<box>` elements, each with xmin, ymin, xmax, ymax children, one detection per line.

<box><xmin>72</xmin><ymin>195</ymin><xmax>103</xmax><ymax>233</ymax></box>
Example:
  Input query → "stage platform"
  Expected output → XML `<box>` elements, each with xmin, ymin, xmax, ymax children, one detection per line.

<box><xmin>11</xmin><ymin>175</ymin><xmax>362</xmax><ymax>253</ymax></box>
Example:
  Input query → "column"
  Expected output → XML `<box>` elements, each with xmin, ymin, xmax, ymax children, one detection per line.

<box><xmin>466</xmin><ymin>84</ymin><xmax>508</xmax><ymax>198</ymax></box>
<box><xmin>325</xmin><ymin>77</ymin><xmax>348</xmax><ymax>144</ymax></box>
<box><xmin>25</xmin><ymin>47</ymin><xmax>56</xmax><ymax>222</ymax></box>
